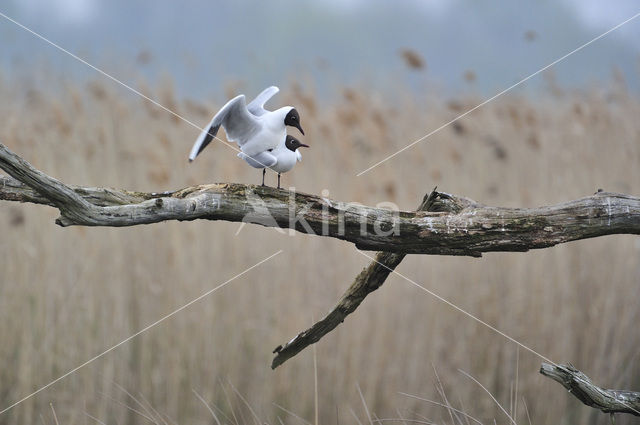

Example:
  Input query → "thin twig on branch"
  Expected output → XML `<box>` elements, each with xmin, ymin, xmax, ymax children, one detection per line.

<box><xmin>1</xmin><ymin>143</ymin><xmax>639</xmax><ymax>256</ymax></box>
<box><xmin>540</xmin><ymin>363</ymin><xmax>640</xmax><ymax>417</ymax></box>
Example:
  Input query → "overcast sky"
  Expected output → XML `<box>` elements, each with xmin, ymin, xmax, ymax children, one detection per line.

<box><xmin>10</xmin><ymin>0</ymin><xmax>639</xmax><ymax>39</ymax></box>
<box><xmin>2</xmin><ymin>0</ymin><xmax>639</xmax><ymax>98</ymax></box>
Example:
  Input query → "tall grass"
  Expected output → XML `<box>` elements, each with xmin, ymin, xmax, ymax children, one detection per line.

<box><xmin>0</xmin><ymin>72</ymin><xmax>639</xmax><ymax>425</ymax></box>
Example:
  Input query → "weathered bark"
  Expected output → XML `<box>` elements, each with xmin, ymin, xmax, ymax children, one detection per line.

<box><xmin>540</xmin><ymin>363</ymin><xmax>640</xmax><ymax>417</ymax></box>
<box><xmin>1</xmin><ymin>143</ymin><xmax>639</xmax><ymax>257</ymax></box>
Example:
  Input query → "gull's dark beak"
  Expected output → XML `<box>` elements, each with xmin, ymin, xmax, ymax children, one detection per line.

<box><xmin>299</xmin><ymin>143</ymin><xmax>309</xmax><ymax>148</ymax></box>
<box><xmin>295</xmin><ymin>123</ymin><xmax>305</xmax><ymax>135</ymax></box>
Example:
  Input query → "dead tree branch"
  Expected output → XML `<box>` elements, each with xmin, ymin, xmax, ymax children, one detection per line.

<box><xmin>1</xmin><ymin>143</ymin><xmax>639</xmax><ymax>256</ymax></box>
<box><xmin>2</xmin><ymin>143</ymin><xmax>640</xmax><ymax>373</ymax></box>
<box><xmin>271</xmin><ymin>190</ymin><xmax>440</xmax><ymax>368</ymax></box>
<box><xmin>272</xmin><ymin>251</ymin><xmax>406</xmax><ymax>368</ymax></box>
<box><xmin>540</xmin><ymin>363</ymin><xmax>640</xmax><ymax>417</ymax></box>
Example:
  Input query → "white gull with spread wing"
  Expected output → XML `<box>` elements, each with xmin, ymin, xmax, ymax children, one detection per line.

<box><xmin>188</xmin><ymin>86</ymin><xmax>304</xmax><ymax>162</ymax></box>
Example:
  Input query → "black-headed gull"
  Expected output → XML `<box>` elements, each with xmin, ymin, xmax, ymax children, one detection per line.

<box><xmin>238</xmin><ymin>135</ymin><xmax>309</xmax><ymax>188</ymax></box>
<box><xmin>188</xmin><ymin>86</ymin><xmax>304</xmax><ymax>162</ymax></box>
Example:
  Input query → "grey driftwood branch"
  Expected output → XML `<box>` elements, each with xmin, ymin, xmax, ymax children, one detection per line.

<box><xmin>2</xmin><ymin>143</ymin><xmax>640</xmax><ymax>370</ymax></box>
<box><xmin>540</xmin><ymin>363</ymin><xmax>640</xmax><ymax>417</ymax></box>
<box><xmin>271</xmin><ymin>189</ymin><xmax>439</xmax><ymax>368</ymax></box>
<box><xmin>272</xmin><ymin>252</ymin><xmax>405</xmax><ymax>368</ymax></box>
<box><xmin>1</xmin><ymin>143</ymin><xmax>639</xmax><ymax>256</ymax></box>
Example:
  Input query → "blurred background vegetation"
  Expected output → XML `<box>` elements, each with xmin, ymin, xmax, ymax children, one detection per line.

<box><xmin>0</xmin><ymin>1</ymin><xmax>639</xmax><ymax>424</ymax></box>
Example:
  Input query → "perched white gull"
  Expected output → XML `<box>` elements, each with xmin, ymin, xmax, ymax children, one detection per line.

<box><xmin>238</xmin><ymin>135</ymin><xmax>309</xmax><ymax>188</ymax></box>
<box><xmin>188</xmin><ymin>86</ymin><xmax>304</xmax><ymax>162</ymax></box>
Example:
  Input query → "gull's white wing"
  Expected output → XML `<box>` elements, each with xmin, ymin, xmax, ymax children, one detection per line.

<box><xmin>189</xmin><ymin>95</ymin><xmax>261</xmax><ymax>161</ymax></box>
<box><xmin>237</xmin><ymin>151</ymin><xmax>278</xmax><ymax>169</ymax></box>
<box><xmin>247</xmin><ymin>86</ymin><xmax>279</xmax><ymax>116</ymax></box>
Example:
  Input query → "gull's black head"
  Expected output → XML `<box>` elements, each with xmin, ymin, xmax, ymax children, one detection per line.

<box><xmin>285</xmin><ymin>135</ymin><xmax>309</xmax><ymax>152</ymax></box>
<box><xmin>284</xmin><ymin>108</ymin><xmax>304</xmax><ymax>135</ymax></box>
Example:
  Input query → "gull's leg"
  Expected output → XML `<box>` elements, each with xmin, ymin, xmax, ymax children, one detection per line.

<box><xmin>261</xmin><ymin>169</ymin><xmax>266</xmax><ymax>186</ymax></box>
<box><xmin>277</xmin><ymin>173</ymin><xmax>281</xmax><ymax>189</ymax></box>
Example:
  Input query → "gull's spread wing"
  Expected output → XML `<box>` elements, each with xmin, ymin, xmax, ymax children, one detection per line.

<box><xmin>247</xmin><ymin>86</ymin><xmax>279</xmax><ymax>117</ymax></box>
<box><xmin>189</xmin><ymin>95</ymin><xmax>261</xmax><ymax>161</ymax></box>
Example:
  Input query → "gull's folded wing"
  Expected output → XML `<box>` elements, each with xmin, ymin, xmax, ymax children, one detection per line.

<box><xmin>237</xmin><ymin>151</ymin><xmax>278</xmax><ymax>169</ymax></box>
<box><xmin>247</xmin><ymin>86</ymin><xmax>279</xmax><ymax>116</ymax></box>
<box><xmin>189</xmin><ymin>95</ymin><xmax>261</xmax><ymax>161</ymax></box>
